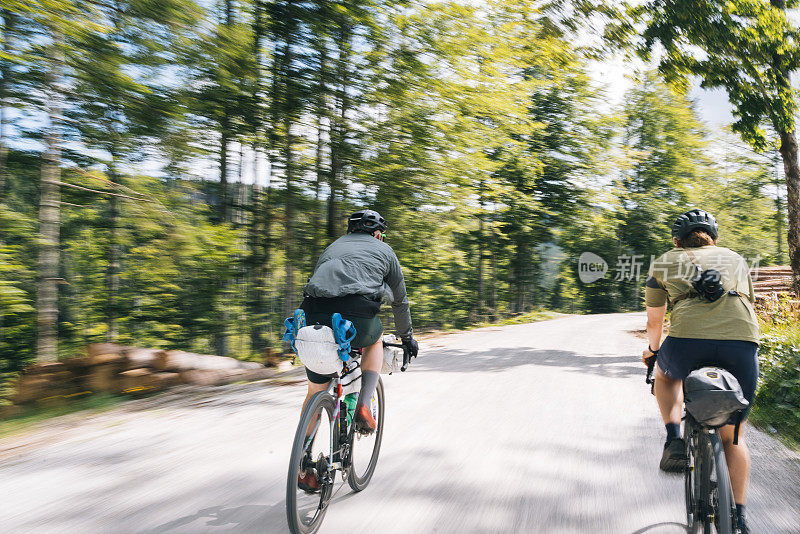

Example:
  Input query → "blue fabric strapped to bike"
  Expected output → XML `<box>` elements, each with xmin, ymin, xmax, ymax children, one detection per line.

<box><xmin>283</xmin><ymin>316</ymin><xmax>298</xmax><ymax>351</ymax></box>
<box><xmin>283</xmin><ymin>309</ymin><xmax>356</xmax><ymax>361</ymax></box>
<box><xmin>331</xmin><ymin>312</ymin><xmax>356</xmax><ymax>361</ymax></box>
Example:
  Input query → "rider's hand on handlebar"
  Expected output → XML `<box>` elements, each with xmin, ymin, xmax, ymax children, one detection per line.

<box><xmin>642</xmin><ymin>346</ymin><xmax>658</xmax><ymax>366</ymax></box>
<box><xmin>401</xmin><ymin>336</ymin><xmax>419</xmax><ymax>359</ymax></box>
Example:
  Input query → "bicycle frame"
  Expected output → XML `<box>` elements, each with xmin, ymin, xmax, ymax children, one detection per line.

<box><xmin>327</xmin><ymin>378</ymin><xmax>348</xmax><ymax>473</ymax></box>
<box><xmin>304</xmin><ymin>357</ymin><xmax>358</xmax><ymax>478</ymax></box>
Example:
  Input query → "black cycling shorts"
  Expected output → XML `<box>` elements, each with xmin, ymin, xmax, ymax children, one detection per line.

<box><xmin>658</xmin><ymin>336</ymin><xmax>759</xmax><ymax>417</ymax></box>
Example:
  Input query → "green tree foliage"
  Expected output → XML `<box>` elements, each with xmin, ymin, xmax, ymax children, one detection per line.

<box><xmin>559</xmin><ymin>72</ymin><xmax>783</xmax><ymax>312</ymax></box>
<box><xmin>0</xmin><ymin>1</ymin><xmax>788</xmax><ymax>400</ymax></box>
<box><xmin>608</xmin><ymin>0</ymin><xmax>800</xmax><ymax>291</ymax></box>
<box><xmin>618</xmin><ymin>72</ymin><xmax>709</xmax><ymax>261</ymax></box>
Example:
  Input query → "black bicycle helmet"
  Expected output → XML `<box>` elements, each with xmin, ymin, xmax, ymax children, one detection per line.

<box><xmin>671</xmin><ymin>209</ymin><xmax>719</xmax><ymax>240</ymax></box>
<box><xmin>347</xmin><ymin>209</ymin><xmax>387</xmax><ymax>234</ymax></box>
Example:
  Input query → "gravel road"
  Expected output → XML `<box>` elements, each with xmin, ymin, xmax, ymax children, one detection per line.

<box><xmin>1</xmin><ymin>312</ymin><xmax>798</xmax><ymax>533</ymax></box>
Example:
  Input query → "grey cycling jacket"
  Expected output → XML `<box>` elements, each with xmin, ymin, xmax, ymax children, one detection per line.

<box><xmin>303</xmin><ymin>232</ymin><xmax>413</xmax><ymax>338</ymax></box>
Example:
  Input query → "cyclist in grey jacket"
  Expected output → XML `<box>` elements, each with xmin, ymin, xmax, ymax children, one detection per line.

<box><xmin>304</xmin><ymin>226</ymin><xmax>413</xmax><ymax>339</ymax></box>
<box><xmin>299</xmin><ymin>210</ymin><xmax>418</xmax><ymax>435</ymax></box>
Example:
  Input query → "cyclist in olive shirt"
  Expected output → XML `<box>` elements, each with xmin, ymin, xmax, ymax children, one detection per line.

<box><xmin>643</xmin><ymin>209</ymin><xmax>758</xmax><ymax>534</ymax></box>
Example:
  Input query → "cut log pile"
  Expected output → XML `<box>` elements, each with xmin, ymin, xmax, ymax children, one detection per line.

<box><xmin>9</xmin><ymin>344</ymin><xmax>276</xmax><ymax>406</ymax></box>
<box><xmin>751</xmin><ymin>266</ymin><xmax>798</xmax><ymax>305</ymax></box>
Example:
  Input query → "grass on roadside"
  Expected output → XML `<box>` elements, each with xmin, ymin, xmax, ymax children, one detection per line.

<box><xmin>495</xmin><ymin>310</ymin><xmax>566</xmax><ymax>326</ymax></box>
<box><xmin>750</xmin><ymin>297</ymin><xmax>800</xmax><ymax>446</ymax></box>
<box><xmin>0</xmin><ymin>394</ymin><xmax>125</xmax><ymax>439</ymax></box>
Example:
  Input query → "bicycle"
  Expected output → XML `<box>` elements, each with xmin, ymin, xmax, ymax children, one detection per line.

<box><xmin>286</xmin><ymin>341</ymin><xmax>411</xmax><ymax>534</ymax></box>
<box><xmin>645</xmin><ymin>357</ymin><xmax>743</xmax><ymax>534</ymax></box>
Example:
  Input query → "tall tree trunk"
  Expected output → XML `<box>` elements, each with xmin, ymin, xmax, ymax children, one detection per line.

<box><xmin>778</xmin><ymin>130</ymin><xmax>800</xmax><ymax>293</ymax></box>
<box><xmin>236</xmin><ymin>143</ymin><xmax>245</xmax><ymax>225</ymax></box>
<box><xmin>215</xmin><ymin>0</ymin><xmax>236</xmax><ymax>355</ymax></box>
<box><xmin>772</xmin><ymin>0</ymin><xmax>800</xmax><ymax>291</ymax></box>
<box><xmin>219</xmin><ymin>114</ymin><xmax>230</xmax><ymax>222</ymax></box>
<box><xmin>248</xmin><ymin>0</ymin><xmax>267</xmax><ymax>353</ymax></box>
<box><xmin>327</xmin><ymin>22</ymin><xmax>351</xmax><ymax>239</ymax></box>
<box><xmin>515</xmin><ymin>238</ymin><xmax>525</xmax><ymax>314</ymax></box>
<box><xmin>0</xmin><ymin>9</ymin><xmax>12</xmax><ymax>202</ymax></box>
<box><xmin>249</xmin><ymin>176</ymin><xmax>266</xmax><ymax>353</ymax></box>
<box><xmin>313</xmin><ymin>42</ymin><xmax>328</xmax><ymax>258</ymax></box>
<box><xmin>106</xmin><ymin>158</ymin><xmax>121</xmax><ymax>341</ymax></box>
<box><xmin>282</xmin><ymin>7</ymin><xmax>297</xmax><ymax>319</ymax></box>
<box><xmin>37</xmin><ymin>45</ymin><xmax>63</xmax><ymax>363</ymax></box>
<box><xmin>774</xmin><ymin>151</ymin><xmax>785</xmax><ymax>264</ymax></box>
<box><xmin>284</xmin><ymin>119</ymin><xmax>296</xmax><ymax>318</ymax></box>
<box><xmin>224</xmin><ymin>0</ymin><xmax>234</xmax><ymax>24</ymax></box>
<box><xmin>490</xmin><ymin>229</ymin><xmax>497</xmax><ymax>320</ymax></box>
<box><xmin>217</xmin><ymin>0</ymin><xmax>235</xmax><ymax>223</ymax></box>
<box><xmin>476</xmin><ymin>180</ymin><xmax>485</xmax><ymax>316</ymax></box>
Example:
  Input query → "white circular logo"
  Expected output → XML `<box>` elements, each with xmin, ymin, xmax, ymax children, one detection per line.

<box><xmin>578</xmin><ymin>252</ymin><xmax>608</xmax><ymax>284</ymax></box>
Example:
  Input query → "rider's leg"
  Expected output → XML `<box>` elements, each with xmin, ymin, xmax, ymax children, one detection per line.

<box><xmin>655</xmin><ymin>367</ymin><xmax>688</xmax><ymax>472</ymax></box>
<box><xmin>719</xmin><ymin>421</ymin><xmax>750</xmax><ymax>506</ymax></box>
<box><xmin>654</xmin><ymin>367</ymin><xmax>683</xmax><ymax>427</ymax></box>
<box><xmin>302</xmin><ymin>379</ymin><xmax>331</xmax><ymax>438</ymax></box>
<box><xmin>357</xmin><ymin>336</ymin><xmax>383</xmax><ymax>407</ymax></box>
<box><xmin>360</xmin><ymin>335</ymin><xmax>383</xmax><ymax>373</ymax></box>
<box><xmin>303</xmin><ymin>379</ymin><xmax>330</xmax><ymax>410</ymax></box>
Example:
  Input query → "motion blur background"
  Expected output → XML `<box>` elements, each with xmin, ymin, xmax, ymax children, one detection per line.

<box><xmin>0</xmin><ymin>1</ymin><xmax>792</xmax><ymax>405</ymax></box>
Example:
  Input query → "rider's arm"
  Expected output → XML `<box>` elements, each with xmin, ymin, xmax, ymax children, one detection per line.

<box><xmin>644</xmin><ymin>274</ymin><xmax>668</xmax><ymax>359</ymax></box>
<box><xmin>386</xmin><ymin>251</ymin><xmax>412</xmax><ymax>338</ymax></box>
<box><xmin>646</xmin><ymin>304</ymin><xmax>667</xmax><ymax>353</ymax></box>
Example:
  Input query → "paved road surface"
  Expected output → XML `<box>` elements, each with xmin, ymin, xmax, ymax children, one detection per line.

<box><xmin>2</xmin><ymin>313</ymin><xmax>799</xmax><ymax>533</ymax></box>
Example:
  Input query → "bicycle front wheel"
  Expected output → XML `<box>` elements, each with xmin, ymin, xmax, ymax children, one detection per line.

<box><xmin>286</xmin><ymin>391</ymin><xmax>337</xmax><ymax>534</ymax></box>
<box><xmin>346</xmin><ymin>377</ymin><xmax>385</xmax><ymax>492</ymax></box>
<box><xmin>710</xmin><ymin>432</ymin><xmax>735</xmax><ymax>534</ymax></box>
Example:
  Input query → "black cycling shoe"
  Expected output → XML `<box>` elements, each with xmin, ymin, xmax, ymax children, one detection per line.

<box><xmin>737</xmin><ymin>519</ymin><xmax>750</xmax><ymax>534</ymax></box>
<box><xmin>659</xmin><ymin>438</ymin><xmax>687</xmax><ymax>473</ymax></box>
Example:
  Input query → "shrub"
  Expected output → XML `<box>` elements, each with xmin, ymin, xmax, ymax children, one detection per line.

<box><xmin>751</xmin><ymin>296</ymin><xmax>800</xmax><ymax>443</ymax></box>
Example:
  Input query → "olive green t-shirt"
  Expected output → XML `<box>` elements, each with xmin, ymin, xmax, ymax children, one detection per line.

<box><xmin>644</xmin><ymin>245</ymin><xmax>760</xmax><ymax>344</ymax></box>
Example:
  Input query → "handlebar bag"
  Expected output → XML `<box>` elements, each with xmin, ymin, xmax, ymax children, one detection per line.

<box><xmin>381</xmin><ymin>335</ymin><xmax>402</xmax><ymax>375</ymax></box>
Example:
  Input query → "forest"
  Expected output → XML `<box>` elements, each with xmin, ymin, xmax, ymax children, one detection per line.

<box><xmin>1</xmin><ymin>0</ymin><xmax>797</xmax><ymax>392</ymax></box>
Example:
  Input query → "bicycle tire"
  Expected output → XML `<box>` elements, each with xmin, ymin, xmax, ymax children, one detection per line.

<box><xmin>685</xmin><ymin>419</ymin><xmax>702</xmax><ymax>534</ymax></box>
<box><xmin>698</xmin><ymin>433</ymin><xmax>713</xmax><ymax>534</ymax></box>
<box><xmin>710</xmin><ymin>432</ymin><xmax>735</xmax><ymax>534</ymax></box>
<box><xmin>286</xmin><ymin>391</ymin><xmax>337</xmax><ymax>534</ymax></box>
<box><xmin>346</xmin><ymin>377</ymin><xmax>385</xmax><ymax>492</ymax></box>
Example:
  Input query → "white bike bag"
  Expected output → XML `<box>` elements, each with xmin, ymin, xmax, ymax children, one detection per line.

<box><xmin>295</xmin><ymin>324</ymin><xmax>345</xmax><ymax>376</ymax></box>
<box><xmin>381</xmin><ymin>335</ymin><xmax>403</xmax><ymax>375</ymax></box>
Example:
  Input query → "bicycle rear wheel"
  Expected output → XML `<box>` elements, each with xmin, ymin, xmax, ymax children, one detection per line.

<box><xmin>710</xmin><ymin>432</ymin><xmax>735</xmax><ymax>534</ymax></box>
<box><xmin>346</xmin><ymin>377</ymin><xmax>384</xmax><ymax>492</ymax></box>
<box><xmin>696</xmin><ymin>433</ymin><xmax>714</xmax><ymax>534</ymax></box>
<box><xmin>685</xmin><ymin>419</ymin><xmax>702</xmax><ymax>534</ymax></box>
<box><xmin>286</xmin><ymin>392</ymin><xmax>337</xmax><ymax>534</ymax></box>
